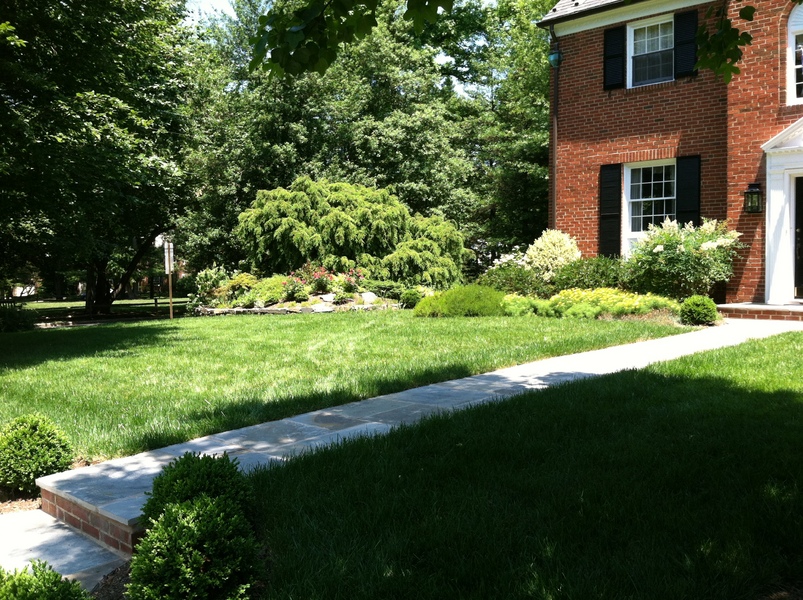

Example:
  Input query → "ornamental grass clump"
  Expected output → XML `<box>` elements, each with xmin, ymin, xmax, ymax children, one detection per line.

<box><xmin>523</xmin><ymin>229</ymin><xmax>582</xmax><ymax>283</ymax></box>
<box><xmin>0</xmin><ymin>414</ymin><xmax>74</xmax><ymax>494</ymax></box>
<box><xmin>625</xmin><ymin>219</ymin><xmax>743</xmax><ymax>300</ymax></box>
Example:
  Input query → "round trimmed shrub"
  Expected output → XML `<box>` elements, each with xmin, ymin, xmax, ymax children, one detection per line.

<box><xmin>0</xmin><ymin>414</ymin><xmax>74</xmax><ymax>494</ymax></box>
<box><xmin>141</xmin><ymin>452</ymin><xmax>254</xmax><ymax>528</ymax></box>
<box><xmin>0</xmin><ymin>561</ymin><xmax>89</xmax><ymax>599</ymax></box>
<box><xmin>680</xmin><ymin>295</ymin><xmax>720</xmax><ymax>325</ymax></box>
<box><xmin>128</xmin><ymin>495</ymin><xmax>262</xmax><ymax>600</ymax></box>
<box><xmin>399</xmin><ymin>288</ymin><xmax>423</xmax><ymax>309</ymax></box>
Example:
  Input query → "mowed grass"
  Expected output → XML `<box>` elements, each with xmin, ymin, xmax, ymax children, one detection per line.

<box><xmin>250</xmin><ymin>332</ymin><xmax>803</xmax><ymax>600</ymax></box>
<box><xmin>0</xmin><ymin>311</ymin><xmax>684</xmax><ymax>459</ymax></box>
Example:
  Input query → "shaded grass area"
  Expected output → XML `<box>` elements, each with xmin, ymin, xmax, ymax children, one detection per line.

<box><xmin>250</xmin><ymin>332</ymin><xmax>803</xmax><ymax>600</ymax></box>
<box><xmin>21</xmin><ymin>297</ymin><xmax>189</xmax><ymax>321</ymax></box>
<box><xmin>0</xmin><ymin>312</ymin><xmax>684</xmax><ymax>459</ymax></box>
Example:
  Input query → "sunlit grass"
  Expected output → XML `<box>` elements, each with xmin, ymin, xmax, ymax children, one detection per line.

<box><xmin>0</xmin><ymin>311</ymin><xmax>684</xmax><ymax>459</ymax></box>
<box><xmin>251</xmin><ymin>332</ymin><xmax>803</xmax><ymax>600</ymax></box>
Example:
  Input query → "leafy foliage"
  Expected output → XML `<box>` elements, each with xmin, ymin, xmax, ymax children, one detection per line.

<box><xmin>502</xmin><ymin>288</ymin><xmax>680</xmax><ymax>319</ymax></box>
<box><xmin>523</xmin><ymin>229</ymin><xmax>582</xmax><ymax>283</ymax></box>
<box><xmin>128</xmin><ymin>495</ymin><xmax>263</xmax><ymax>600</ymax></box>
<box><xmin>476</xmin><ymin>261</ymin><xmax>553</xmax><ymax>298</ymax></box>
<box><xmin>625</xmin><ymin>219</ymin><xmax>743</xmax><ymax>300</ymax></box>
<box><xmin>0</xmin><ymin>306</ymin><xmax>36</xmax><ymax>333</ymax></box>
<box><xmin>0</xmin><ymin>0</ymin><xmax>193</xmax><ymax>314</ymax></box>
<box><xmin>0</xmin><ymin>414</ymin><xmax>73</xmax><ymax>494</ymax></box>
<box><xmin>141</xmin><ymin>452</ymin><xmax>254</xmax><ymax>529</ymax></box>
<box><xmin>400</xmin><ymin>288</ymin><xmax>423</xmax><ymax>309</ymax></box>
<box><xmin>695</xmin><ymin>4</ymin><xmax>755</xmax><ymax>83</ymax></box>
<box><xmin>413</xmin><ymin>284</ymin><xmax>505</xmax><ymax>317</ymax></box>
<box><xmin>552</xmin><ymin>256</ymin><xmax>627</xmax><ymax>293</ymax></box>
<box><xmin>0</xmin><ymin>561</ymin><xmax>89</xmax><ymax>600</ymax></box>
<box><xmin>236</xmin><ymin>177</ymin><xmax>470</xmax><ymax>288</ymax></box>
<box><xmin>680</xmin><ymin>295</ymin><xmax>720</xmax><ymax>325</ymax></box>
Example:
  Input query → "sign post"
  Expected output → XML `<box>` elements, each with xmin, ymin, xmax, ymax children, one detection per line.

<box><xmin>163</xmin><ymin>240</ymin><xmax>174</xmax><ymax>320</ymax></box>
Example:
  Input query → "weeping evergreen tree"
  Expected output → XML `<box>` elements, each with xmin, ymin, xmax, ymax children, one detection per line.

<box><xmin>236</xmin><ymin>177</ymin><xmax>472</xmax><ymax>288</ymax></box>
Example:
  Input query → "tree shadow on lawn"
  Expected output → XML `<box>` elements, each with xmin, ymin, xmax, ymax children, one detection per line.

<box><xmin>249</xmin><ymin>368</ymin><xmax>803</xmax><ymax>600</ymax></box>
<box><xmin>0</xmin><ymin>322</ymin><xmax>180</xmax><ymax>372</ymax></box>
<box><xmin>126</xmin><ymin>364</ymin><xmax>479</xmax><ymax>455</ymax></box>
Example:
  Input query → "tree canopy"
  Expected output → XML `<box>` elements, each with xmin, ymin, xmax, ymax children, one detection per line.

<box><xmin>0</xmin><ymin>0</ymin><xmax>192</xmax><ymax>311</ymax></box>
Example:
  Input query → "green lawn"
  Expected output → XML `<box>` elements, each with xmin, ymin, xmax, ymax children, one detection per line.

<box><xmin>0</xmin><ymin>311</ymin><xmax>684</xmax><ymax>459</ymax></box>
<box><xmin>250</xmin><ymin>332</ymin><xmax>803</xmax><ymax>600</ymax></box>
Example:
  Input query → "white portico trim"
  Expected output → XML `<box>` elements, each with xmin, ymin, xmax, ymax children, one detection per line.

<box><xmin>761</xmin><ymin>117</ymin><xmax>803</xmax><ymax>304</ymax></box>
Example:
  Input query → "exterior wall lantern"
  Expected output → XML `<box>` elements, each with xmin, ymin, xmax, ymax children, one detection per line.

<box><xmin>547</xmin><ymin>49</ymin><xmax>564</xmax><ymax>69</ymax></box>
<box><xmin>743</xmin><ymin>182</ymin><xmax>763</xmax><ymax>213</ymax></box>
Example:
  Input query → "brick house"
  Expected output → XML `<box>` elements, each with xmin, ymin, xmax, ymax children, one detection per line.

<box><xmin>538</xmin><ymin>0</ymin><xmax>803</xmax><ymax>304</ymax></box>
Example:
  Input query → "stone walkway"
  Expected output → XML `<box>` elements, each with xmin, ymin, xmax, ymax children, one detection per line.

<box><xmin>1</xmin><ymin>317</ymin><xmax>802</xmax><ymax>592</ymax></box>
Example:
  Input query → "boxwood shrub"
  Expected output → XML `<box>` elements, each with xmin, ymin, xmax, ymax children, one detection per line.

<box><xmin>128</xmin><ymin>495</ymin><xmax>263</xmax><ymax>600</ymax></box>
<box><xmin>0</xmin><ymin>561</ymin><xmax>89</xmax><ymax>600</ymax></box>
<box><xmin>141</xmin><ymin>452</ymin><xmax>254</xmax><ymax>528</ymax></box>
<box><xmin>680</xmin><ymin>295</ymin><xmax>720</xmax><ymax>325</ymax></box>
<box><xmin>0</xmin><ymin>414</ymin><xmax>74</xmax><ymax>494</ymax></box>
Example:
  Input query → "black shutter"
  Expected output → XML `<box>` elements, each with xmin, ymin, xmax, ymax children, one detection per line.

<box><xmin>674</xmin><ymin>10</ymin><xmax>698</xmax><ymax>78</ymax></box>
<box><xmin>676</xmin><ymin>156</ymin><xmax>701</xmax><ymax>226</ymax></box>
<box><xmin>604</xmin><ymin>26</ymin><xmax>626</xmax><ymax>90</ymax></box>
<box><xmin>599</xmin><ymin>164</ymin><xmax>622</xmax><ymax>257</ymax></box>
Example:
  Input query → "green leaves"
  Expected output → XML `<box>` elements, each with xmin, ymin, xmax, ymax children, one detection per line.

<box><xmin>235</xmin><ymin>177</ymin><xmax>467</xmax><ymax>287</ymax></box>
<box><xmin>250</xmin><ymin>0</ymin><xmax>452</xmax><ymax>75</ymax></box>
<box><xmin>695</xmin><ymin>4</ymin><xmax>755</xmax><ymax>83</ymax></box>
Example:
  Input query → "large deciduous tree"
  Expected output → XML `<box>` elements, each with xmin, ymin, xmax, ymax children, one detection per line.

<box><xmin>0</xmin><ymin>0</ymin><xmax>191</xmax><ymax>313</ymax></box>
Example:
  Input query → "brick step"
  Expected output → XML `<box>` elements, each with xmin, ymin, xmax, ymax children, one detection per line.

<box><xmin>40</xmin><ymin>488</ymin><xmax>142</xmax><ymax>556</ymax></box>
<box><xmin>718</xmin><ymin>303</ymin><xmax>803</xmax><ymax>321</ymax></box>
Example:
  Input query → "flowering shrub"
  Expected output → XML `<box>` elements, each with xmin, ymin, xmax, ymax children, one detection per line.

<box><xmin>523</xmin><ymin>230</ymin><xmax>582</xmax><ymax>282</ymax></box>
<box><xmin>338</xmin><ymin>268</ymin><xmax>365</xmax><ymax>293</ymax></box>
<box><xmin>625</xmin><ymin>219</ymin><xmax>743</xmax><ymax>300</ymax></box>
<box><xmin>282</xmin><ymin>274</ymin><xmax>309</xmax><ymax>302</ymax></box>
<box><xmin>310</xmin><ymin>265</ymin><xmax>335</xmax><ymax>294</ymax></box>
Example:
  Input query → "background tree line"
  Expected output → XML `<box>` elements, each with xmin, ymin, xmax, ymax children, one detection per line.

<box><xmin>1</xmin><ymin>0</ymin><xmax>554</xmax><ymax>312</ymax></box>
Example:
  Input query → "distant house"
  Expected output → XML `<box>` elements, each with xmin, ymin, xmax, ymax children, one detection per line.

<box><xmin>538</xmin><ymin>0</ymin><xmax>803</xmax><ymax>304</ymax></box>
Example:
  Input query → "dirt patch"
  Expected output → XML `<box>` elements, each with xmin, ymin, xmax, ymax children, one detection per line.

<box><xmin>90</xmin><ymin>561</ymin><xmax>131</xmax><ymax>600</ymax></box>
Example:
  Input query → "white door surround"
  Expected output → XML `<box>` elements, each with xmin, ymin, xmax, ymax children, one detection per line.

<box><xmin>761</xmin><ymin>117</ymin><xmax>803</xmax><ymax>304</ymax></box>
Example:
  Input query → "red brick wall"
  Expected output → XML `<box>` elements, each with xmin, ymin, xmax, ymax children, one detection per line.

<box><xmin>725</xmin><ymin>0</ymin><xmax>803</xmax><ymax>301</ymax></box>
<box><xmin>550</xmin><ymin>0</ymin><xmax>803</xmax><ymax>302</ymax></box>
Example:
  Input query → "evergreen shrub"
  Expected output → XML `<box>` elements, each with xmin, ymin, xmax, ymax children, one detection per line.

<box><xmin>680</xmin><ymin>295</ymin><xmax>720</xmax><ymax>325</ymax></box>
<box><xmin>127</xmin><ymin>496</ymin><xmax>262</xmax><ymax>600</ymax></box>
<box><xmin>399</xmin><ymin>288</ymin><xmax>423</xmax><ymax>309</ymax></box>
<box><xmin>413</xmin><ymin>285</ymin><xmax>505</xmax><ymax>317</ymax></box>
<box><xmin>0</xmin><ymin>561</ymin><xmax>89</xmax><ymax>600</ymax></box>
<box><xmin>141</xmin><ymin>452</ymin><xmax>253</xmax><ymax>528</ymax></box>
<box><xmin>362</xmin><ymin>279</ymin><xmax>405</xmax><ymax>299</ymax></box>
<box><xmin>501</xmin><ymin>294</ymin><xmax>539</xmax><ymax>316</ymax></box>
<box><xmin>0</xmin><ymin>414</ymin><xmax>73</xmax><ymax>494</ymax></box>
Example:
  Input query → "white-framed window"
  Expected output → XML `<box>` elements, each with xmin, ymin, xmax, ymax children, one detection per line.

<box><xmin>628</xmin><ymin>16</ymin><xmax>674</xmax><ymax>88</ymax></box>
<box><xmin>788</xmin><ymin>5</ymin><xmax>803</xmax><ymax>105</ymax></box>
<box><xmin>623</xmin><ymin>160</ymin><xmax>676</xmax><ymax>250</ymax></box>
